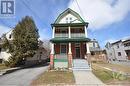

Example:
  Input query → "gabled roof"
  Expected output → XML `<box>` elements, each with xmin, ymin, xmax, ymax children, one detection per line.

<box><xmin>54</xmin><ymin>8</ymin><xmax>85</xmax><ymax>24</ymax></box>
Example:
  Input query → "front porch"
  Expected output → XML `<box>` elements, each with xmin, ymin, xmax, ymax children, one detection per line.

<box><xmin>50</xmin><ymin>42</ymin><xmax>91</xmax><ymax>69</ymax></box>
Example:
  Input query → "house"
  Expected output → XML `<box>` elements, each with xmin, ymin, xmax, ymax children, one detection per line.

<box><xmin>89</xmin><ymin>39</ymin><xmax>107</xmax><ymax>62</ymax></box>
<box><xmin>105</xmin><ymin>38</ymin><xmax>130</xmax><ymax>62</ymax></box>
<box><xmin>50</xmin><ymin>8</ymin><xmax>91</xmax><ymax>69</ymax></box>
<box><xmin>0</xmin><ymin>29</ymin><xmax>48</xmax><ymax>65</ymax></box>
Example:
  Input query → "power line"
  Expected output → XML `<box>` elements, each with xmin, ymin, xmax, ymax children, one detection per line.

<box><xmin>21</xmin><ymin>0</ymin><xmax>50</xmax><ymax>28</ymax></box>
<box><xmin>74</xmin><ymin>0</ymin><xmax>86</xmax><ymax>20</ymax></box>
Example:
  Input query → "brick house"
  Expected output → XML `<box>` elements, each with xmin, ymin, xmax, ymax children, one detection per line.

<box><xmin>50</xmin><ymin>8</ymin><xmax>91</xmax><ymax>69</ymax></box>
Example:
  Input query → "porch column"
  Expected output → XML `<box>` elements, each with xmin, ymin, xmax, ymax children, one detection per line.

<box><xmin>86</xmin><ymin>43</ymin><xmax>91</xmax><ymax>66</ymax></box>
<box><xmin>50</xmin><ymin>26</ymin><xmax>55</xmax><ymax>69</ymax></box>
<box><xmin>68</xmin><ymin>26</ymin><xmax>72</xmax><ymax>69</ymax></box>
<box><xmin>84</xmin><ymin>25</ymin><xmax>87</xmax><ymax>38</ymax></box>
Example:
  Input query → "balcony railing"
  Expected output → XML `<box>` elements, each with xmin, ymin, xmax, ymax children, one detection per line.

<box><xmin>55</xmin><ymin>33</ymin><xmax>68</xmax><ymax>38</ymax></box>
<box><xmin>54</xmin><ymin>33</ymin><xmax>85</xmax><ymax>38</ymax></box>
<box><xmin>71</xmin><ymin>33</ymin><xmax>85</xmax><ymax>38</ymax></box>
<box><xmin>124</xmin><ymin>46</ymin><xmax>130</xmax><ymax>50</ymax></box>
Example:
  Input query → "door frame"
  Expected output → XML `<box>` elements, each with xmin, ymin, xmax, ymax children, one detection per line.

<box><xmin>75</xmin><ymin>43</ymin><xmax>81</xmax><ymax>59</ymax></box>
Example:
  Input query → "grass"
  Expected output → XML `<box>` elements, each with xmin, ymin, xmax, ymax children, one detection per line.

<box><xmin>31</xmin><ymin>70</ymin><xmax>75</xmax><ymax>85</ymax></box>
<box><xmin>92</xmin><ymin>63</ymin><xmax>130</xmax><ymax>85</ymax></box>
<box><xmin>94</xmin><ymin>62</ymin><xmax>130</xmax><ymax>73</ymax></box>
<box><xmin>0</xmin><ymin>64</ymin><xmax>9</xmax><ymax>70</ymax></box>
<box><xmin>92</xmin><ymin>64</ymin><xmax>113</xmax><ymax>83</ymax></box>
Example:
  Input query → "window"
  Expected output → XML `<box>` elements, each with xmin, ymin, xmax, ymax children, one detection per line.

<box><xmin>9</xmin><ymin>34</ymin><xmax>12</xmax><ymax>39</ymax></box>
<box><xmin>66</xmin><ymin>17</ymin><xmax>73</xmax><ymax>23</ymax></box>
<box><xmin>117</xmin><ymin>44</ymin><xmax>119</xmax><ymax>48</ymax></box>
<box><xmin>118</xmin><ymin>52</ymin><xmax>121</xmax><ymax>56</ymax></box>
<box><xmin>66</xmin><ymin>18</ymin><xmax>68</xmax><ymax>23</ymax></box>
<box><xmin>60</xmin><ymin>44</ymin><xmax>67</xmax><ymax>54</ymax></box>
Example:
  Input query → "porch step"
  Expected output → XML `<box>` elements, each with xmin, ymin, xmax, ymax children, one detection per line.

<box><xmin>72</xmin><ymin>59</ymin><xmax>91</xmax><ymax>71</ymax></box>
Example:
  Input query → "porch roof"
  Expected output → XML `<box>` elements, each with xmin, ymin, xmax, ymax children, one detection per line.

<box><xmin>50</xmin><ymin>37</ymin><xmax>91</xmax><ymax>43</ymax></box>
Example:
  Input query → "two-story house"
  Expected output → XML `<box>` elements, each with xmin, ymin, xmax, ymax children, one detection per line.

<box><xmin>50</xmin><ymin>8</ymin><xmax>91</xmax><ymax>69</ymax></box>
<box><xmin>105</xmin><ymin>39</ymin><xmax>130</xmax><ymax>62</ymax></box>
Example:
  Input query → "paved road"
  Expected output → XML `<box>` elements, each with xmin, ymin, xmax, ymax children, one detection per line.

<box><xmin>0</xmin><ymin>64</ymin><xmax>48</xmax><ymax>86</ymax></box>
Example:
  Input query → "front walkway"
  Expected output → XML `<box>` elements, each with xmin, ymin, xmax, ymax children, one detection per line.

<box><xmin>73</xmin><ymin>59</ymin><xmax>105</xmax><ymax>86</ymax></box>
<box><xmin>73</xmin><ymin>71</ymin><xmax>105</xmax><ymax>86</ymax></box>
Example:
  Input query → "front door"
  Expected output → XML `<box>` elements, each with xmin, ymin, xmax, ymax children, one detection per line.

<box><xmin>76</xmin><ymin>47</ymin><xmax>80</xmax><ymax>58</ymax></box>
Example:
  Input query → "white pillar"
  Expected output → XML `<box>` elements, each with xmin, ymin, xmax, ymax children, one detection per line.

<box><xmin>51</xmin><ymin>43</ymin><xmax>54</xmax><ymax>54</ymax></box>
<box><xmin>84</xmin><ymin>25</ymin><xmax>87</xmax><ymax>37</ymax></box>
<box><xmin>86</xmin><ymin>43</ymin><xmax>90</xmax><ymax>54</ymax></box>
<box><xmin>51</xmin><ymin>26</ymin><xmax>55</xmax><ymax>54</ymax></box>
<box><xmin>68</xmin><ymin>43</ymin><xmax>72</xmax><ymax>54</ymax></box>
<box><xmin>68</xmin><ymin>26</ymin><xmax>71</xmax><ymax>38</ymax></box>
<box><xmin>52</xmin><ymin>27</ymin><xmax>55</xmax><ymax>38</ymax></box>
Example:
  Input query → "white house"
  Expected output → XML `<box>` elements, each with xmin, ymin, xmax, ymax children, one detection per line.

<box><xmin>105</xmin><ymin>39</ymin><xmax>130</xmax><ymax>62</ymax></box>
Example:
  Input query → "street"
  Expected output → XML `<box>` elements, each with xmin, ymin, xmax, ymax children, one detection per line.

<box><xmin>0</xmin><ymin>64</ymin><xmax>48</xmax><ymax>86</ymax></box>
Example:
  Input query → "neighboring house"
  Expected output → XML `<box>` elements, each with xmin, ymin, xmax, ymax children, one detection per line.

<box><xmin>50</xmin><ymin>8</ymin><xmax>91</xmax><ymax>69</ymax></box>
<box><xmin>89</xmin><ymin>39</ymin><xmax>107</xmax><ymax>62</ymax></box>
<box><xmin>0</xmin><ymin>29</ymin><xmax>48</xmax><ymax>64</ymax></box>
<box><xmin>105</xmin><ymin>39</ymin><xmax>130</xmax><ymax>62</ymax></box>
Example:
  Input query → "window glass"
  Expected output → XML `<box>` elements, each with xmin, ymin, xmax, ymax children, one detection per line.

<box><xmin>118</xmin><ymin>52</ymin><xmax>121</xmax><ymax>56</ymax></box>
<box><xmin>61</xmin><ymin>44</ymin><xmax>66</xmax><ymax>53</ymax></box>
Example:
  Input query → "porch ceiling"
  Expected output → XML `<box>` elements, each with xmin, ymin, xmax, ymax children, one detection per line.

<box><xmin>50</xmin><ymin>37</ymin><xmax>91</xmax><ymax>43</ymax></box>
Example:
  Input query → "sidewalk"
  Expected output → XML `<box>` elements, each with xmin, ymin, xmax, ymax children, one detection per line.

<box><xmin>73</xmin><ymin>71</ymin><xmax>105</xmax><ymax>86</ymax></box>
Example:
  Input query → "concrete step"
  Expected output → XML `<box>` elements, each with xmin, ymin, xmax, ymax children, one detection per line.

<box><xmin>72</xmin><ymin>59</ymin><xmax>91</xmax><ymax>71</ymax></box>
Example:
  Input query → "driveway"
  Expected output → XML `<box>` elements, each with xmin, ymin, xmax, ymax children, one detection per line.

<box><xmin>0</xmin><ymin>64</ymin><xmax>48</xmax><ymax>86</ymax></box>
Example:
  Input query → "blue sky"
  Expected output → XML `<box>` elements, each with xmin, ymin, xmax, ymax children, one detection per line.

<box><xmin>0</xmin><ymin>0</ymin><xmax>130</xmax><ymax>48</ymax></box>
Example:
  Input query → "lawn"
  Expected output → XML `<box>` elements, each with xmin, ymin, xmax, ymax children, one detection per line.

<box><xmin>94</xmin><ymin>63</ymin><xmax>130</xmax><ymax>73</ymax></box>
<box><xmin>0</xmin><ymin>64</ymin><xmax>9</xmax><ymax>70</ymax></box>
<box><xmin>31</xmin><ymin>70</ymin><xmax>75</xmax><ymax>85</ymax></box>
<box><xmin>92</xmin><ymin>63</ymin><xmax>130</xmax><ymax>85</ymax></box>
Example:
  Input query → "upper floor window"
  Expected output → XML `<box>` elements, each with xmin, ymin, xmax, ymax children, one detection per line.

<box><xmin>9</xmin><ymin>34</ymin><xmax>12</xmax><ymax>39</ymax></box>
<box><xmin>117</xmin><ymin>44</ymin><xmax>119</xmax><ymax>48</ymax></box>
<box><xmin>118</xmin><ymin>52</ymin><xmax>121</xmax><ymax>56</ymax></box>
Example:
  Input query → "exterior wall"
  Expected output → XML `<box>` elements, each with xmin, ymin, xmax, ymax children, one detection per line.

<box><xmin>105</xmin><ymin>48</ymin><xmax>116</xmax><ymax>61</ymax></box>
<box><xmin>113</xmin><ymin>42</ymin><xmax>127</xmax><ymax>61</ymax></box>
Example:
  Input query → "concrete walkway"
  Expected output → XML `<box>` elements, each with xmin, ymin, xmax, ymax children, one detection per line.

<box><xmin>73</xmin><ymin>71</ymin><xmax>105</xmax><ymax>86</ymax></box>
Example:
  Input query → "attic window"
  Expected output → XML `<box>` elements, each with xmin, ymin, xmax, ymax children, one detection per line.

<box><xmin>9</xmin><ymin>34</ymin><xmax>12</xmax><ymax>39</ymax></box>
<box><xmin>66</xmin><ymin>18</ymin><xmax>68</xmax><ymax>23</ymax></box>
